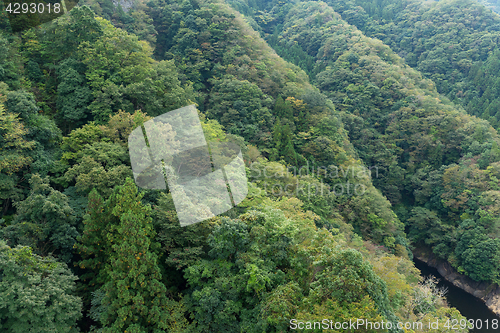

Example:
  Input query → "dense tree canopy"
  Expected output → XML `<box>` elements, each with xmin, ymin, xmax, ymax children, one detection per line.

<box><xmin>1</xmin><ymin>0</ymin><xmax>492</xmax><ymax>330</ymax></box>
<box><xmin>237</xmin><ymin>0</ymin><xmax>500</xmax><ymax>285</ymax></box>
<box><xmin>0</xmin><ymin>240</ymin><xmax>82</xmax><ymax>332</ymax></box>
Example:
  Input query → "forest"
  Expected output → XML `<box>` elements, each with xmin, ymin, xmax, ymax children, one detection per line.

<box><xmin>0</xmin><ymin>0</ymin><xmax>499</xmax><ymax>331</ymax></box>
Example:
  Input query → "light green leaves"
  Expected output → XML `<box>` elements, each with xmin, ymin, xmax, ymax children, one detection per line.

<box><xmin>0</xmin><ymin>241</ymin><xmax>82</xmax><ymax>333</ymax></box>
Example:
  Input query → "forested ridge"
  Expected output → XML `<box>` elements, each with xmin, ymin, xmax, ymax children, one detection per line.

<box><xmin>0</xmin><ymin>0</ymin><xmax>498</xmax><ymax>331</ymax></box>
<box><xmin>250</xmin><ymin>0</ymin><xmax>500</xmax><ymax>283</ymax></box>
<box><xmin>311</xmin><ymin>0</ymin><xmax>500</xmax><ymax>130</ymax></box>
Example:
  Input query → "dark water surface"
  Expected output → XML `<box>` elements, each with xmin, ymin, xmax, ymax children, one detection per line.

<box><xmin>414</xmin><ymin>258</ymin><xmax>499</xmax><ymax>332</ymax></box>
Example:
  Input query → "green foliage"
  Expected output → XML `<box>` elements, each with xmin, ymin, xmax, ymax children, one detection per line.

<box><xmin>325</xmin><ymin>0</ymin><xmax>500</xmax><ymax>131</ymax></box>
<box><xmin>183</xmin><ymin>202</ymin><xmax>399</xmax><ymax>332</ymax></box>
<box><xmin>0</xmin><ymin>101</ymin><xmax>50</xmax><ymax>217</ymax></box>
<box><xmin>0</xmin><ymin>34</ymin><xmax>21</xmax><ymax>88</ymax></box>
<box><xmin>59</xmin><ymin>109</ymin><xmax>152</xmax><ymax>197</ymax></box>
<box><xmin>281</xmin><ymin>124</ymin><xmax>297</xmax><ymax>165</ymax></box>
<box><xmin>56</xmin><ymin>58</ymin><xmax>93</xmax><ymax>127</ymax></box>
<box><xmin>16</xmin><ymin>5</ymin><xmax>191</xmax><ymax>130</ymax></box>
<box><xmin>63</xmin><ymin>141</ymin><xmax>132</xmax><ymax>197</ymax></box>
<box><xmin>0</xmin><ymin>0</ymin><xmax>483</xmax><ymax>329</ymax></box>
<box><xmin>101</xmin><ymin>179</ymin><xmax>186</xmax><ymax>332</ymax></box>
<box><xmin>455</xmin><ymin>224</ymin><xmax>500</xmax><ymax>282</ymax></box>
<box><xmin>60</xmin><ymin>123</ymin><xmax>105</xmax><ymax>164</ymax></box>
<box><xmin>250</xmin><ymin>0</ymin><xmax>500</xmax><ymax>283</ymax></box>
<box><xmin>153</xmin><ymin>192</ymin><xmax>210</xmax><ymax>271</ymax></box>
<box><xmin>26</xmin><ymin>60</ymin><xmax>42</xmax><ymax>82</ymax></box>
<box><xmin>0</xmin><ymin>241</ymin><xmax>82</xmax><ymax>333</ymax></box>
<box><xmin>1</xmin><ymin>174</ymin><xmax>79</xmax><ymax>263</ymax></box>
<box><xmin>273</xmin><ymin>95</ymin><xmax>293</xmax><ymax>119</ymax></box>
<box><xmin>80</xmin><ymin>0</ymin><xmax>157</xmax><ymax>45</ymax></box>
<box><xmin>207</xmin><ymin>77</ymin><xmax>273</xmax><ymax>142</ymax></box>
<box><xmin>308</xmin><ymin>248</ymin><xmax>392</xmax><ymax>316</ymax></box>
<box><xmin>5</xmin><ymin>90</ymin><xmax>38</xmax><ymax>120</ymax></box>
<box><xmin>0</xmin><ymin>103</ymin><xmax>34</xmax><ymax>175</ymax></box>
<box><xmin>3</xmin><ymin>89</ymin><xmax>62</xmax><ymax>177</ymax></box>
<box><xmin>77</xmin><ymin>179</ymin><xmax>190</xmax><ymax>332</ymax></box>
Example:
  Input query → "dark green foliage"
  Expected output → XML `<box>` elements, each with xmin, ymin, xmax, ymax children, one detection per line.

<box><xmin>5</xmin><ymin>90</ymin><xmax>38</xmax><ymax>119</ymax></box>
<box><xmin>324</xmin><ymin>0</ymin><xmax>500</xmax><ymax>131</ymax></box>
<box><xmin>307</xmin><ymin>247</ymin><xmax>397</xmax><ymax>326</ymax></box>
<box><xmin>270</xmin><ymin>118</ymin><xmax>282</xmax><ymax>160</ymax></box>
<box><xmin>56</xmin><ymin>58</ymin><xmax>93</xmax><ymax>127</ymax></box>
<box><xmin>273</xmin><ymin>95</ymin><xmax>293</xmax><ymax>119</ymax></box>
<box><xmin>0</xmin><ymin>174</ymin><xmax>79</xmax><ymax>263</ymax></box>
<box><xmin>100</xmin><ymin>179</ymin><xmax>181</xmax><ymax>332</ymax></box>
<box><xmin>1</xmin><ymin>0</ymin><xmax>485</xmax><ymax>329</ymax></box>
<box><xmin>207</xmin><ymin>77</ymin><xmax>273</xmax><ymax>142</ymax></box>
<box><xmin>281</xmin><ymin>124</ymin><xmax>297</xmax><ymax>165</ymax></box>
<box><xmin>407</xmin><ymin>207</ymin><xmax>453</xmax><ymax>258</ymax></box>
<box><xmin>153</xmin><ymin>192</ymin><xmax>210</xmax><ymax>271</ymax></box>
<box><xmin>239</xmin><ymin>0</ymin><xmax>500</xmax><ymax>283</ymax></box>
<box><xmin>77</xmin><ymin>179</ymin><xmax>188</xmax><ymax>332</ymax></box>
<box><xmin>455</xmin><ymin>224</ymin><xmax>500</xmax><ymax>282</ymax></box>
<box><xmin>0</xmin><ymin>35</ymin><xmax>20</xmax><ymax>88</ymax></box>
<box><xmin>26</xmin><ymin>60</ymin><xmax>42</xmax><ymax>82</ymax></box>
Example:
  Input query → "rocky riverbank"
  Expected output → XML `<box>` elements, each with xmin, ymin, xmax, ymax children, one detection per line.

<box><xmin>413</xmin><ymin>247</ymin><xmax>500</xmax><ymax>317</ymax></box>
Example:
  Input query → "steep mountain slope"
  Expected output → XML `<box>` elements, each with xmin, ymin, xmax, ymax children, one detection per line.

<box><xmin>256</xmin><ymin>0</ymin><xmax>500</xmax><ymax>286</ymax></box>
<box><xmin>316</xmin><ymin>0</ymin><xmax>500</xmax><ymax>131</ymax></box>
<box><xmin>232</xmin><ymin>0</ymin><xmax>500</xmax><ymax>129</ymax></box>
<box><xmin>0</xmin><ymin>0</ymin><xmax>470</xmax><ymax>331</ymax></box>
<box><xmin>141</xmin><ymin>0</ymin><xmax>412</xmax><ymax>249</ymax></box>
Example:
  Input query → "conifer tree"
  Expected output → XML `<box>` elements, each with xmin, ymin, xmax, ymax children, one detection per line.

<box><xmin>491</xmin><ymin>141</ymin><xmax>500</xmax><ymax>163</ymax></box>
<box><xmin>273</xmin><ymin>96</ymin><xmax>285</xmax><ymax>118</ymax></box>
<box><xmin>78</xmin><ymin>178</ymin><xmax>187</xmax><ymax>332</ymax></box>
<box><xmin>1</xmin><ymin>174</ymin><xmax>79</xmax><ymax>263</ymax></box>
<box><xmin>271</xmin><ymin>119</ymin><xmax>283</xmax><ymax>161</ymax></box>
<box><xmin>273</xmin><ymin>96</ymin><xmax>293</xmax><ymax>120</ymax></box>
<box><xmin>76</xmin><ymin>188</ymin><xmax>110</xmax><ymax>287</ymax></box>
<box><xmin>281</xmin><ymin>124</ymin><xmax>297</xmax><ymax>165</ymax></box>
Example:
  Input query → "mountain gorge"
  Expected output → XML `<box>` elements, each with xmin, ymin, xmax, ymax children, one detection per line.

<box><xmin>0</xmin><ymin>0</ymin><xmax>499</xmax><ymax>331</ymax></box>
<box><xmin>261</xmin><ymin>0</ymin><xmax>500</xmax><ymax>280</ymax></box>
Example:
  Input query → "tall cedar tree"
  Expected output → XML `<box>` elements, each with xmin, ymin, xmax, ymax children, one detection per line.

<box><xmin>270</xmin><ymin>118</ymin><xmax>282</xmax><ymax>161</ymax></box>
<box><xmin>77</xmin><ymin>178</ymin><xmax>181</xmax><ymax>332</ymax></box>
<box><xmin>282</xmin><ymin>124</ymin><xmax>297</xmax><ymax>165</ymax></box>
<box><xmin>273</xmin><ymin>96</ymin><xmax>293</xmax><ymax>120</ymax></box>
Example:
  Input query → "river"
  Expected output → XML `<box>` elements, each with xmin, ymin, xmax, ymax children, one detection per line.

<box><xmin>413</xmin><ymin>258</ymin><xmax>499</xmax><ymax>332</ymax></box>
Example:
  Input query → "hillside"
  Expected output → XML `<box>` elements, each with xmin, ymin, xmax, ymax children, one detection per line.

<box><xmin>229</xmin><ymin>0</ymin><xmax>500</xmax><ymax>284</ymax></box>
<box><xmin>0</xmin><ymin>0</ymin><xmax>493</xmax><ymax>331</ymax></box>
<box><xmin>313</xmin><ymin>0</ymin><xmax>500</xmax><ymax>132</ymax></box>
